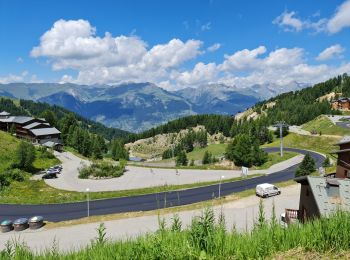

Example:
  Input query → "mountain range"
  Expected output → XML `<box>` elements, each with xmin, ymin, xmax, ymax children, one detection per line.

<box><xmin>0</xmin><ymin>81</ymin><xmax>308</xmax><ymax>132</ymax></box>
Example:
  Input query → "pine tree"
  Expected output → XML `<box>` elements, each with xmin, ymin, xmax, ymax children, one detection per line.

<box><xmin>111</xmin><ymin>140</ymin><xmax>129</xmax><ymax>161</ymax></box>
<box><xmin>40</xmin><ymin>110</ymin><xmax>57</xmax><ymax>127</ymax></box>
<box><xmin>15</xmin><ymin>141</ymin><xmax>36</xmax><ymax>171</ymax></box>
<box><xmin>296</xmin><ymin>153</ymin><xmax>316</xmax><ymax>177</ymax></box>
<box><xmin>176</xmin><ymin>151</ymin><xmax>188</xmax><ymax>166</ymax></box>
<box><xmin>322</xmin><ymin>156</ymin><xmax>331</xmax><ymax>168</ymax></box>
<box><xmin>202</xmin><ymin>151</ymin><xmax>212</xmax><ymax>165</ymax></box>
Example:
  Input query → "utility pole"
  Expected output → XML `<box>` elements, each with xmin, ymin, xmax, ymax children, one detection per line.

<box><xmin>274</xmin><ymin>121</ymin><xmax>289</xmax><ymax>157</ymax></box>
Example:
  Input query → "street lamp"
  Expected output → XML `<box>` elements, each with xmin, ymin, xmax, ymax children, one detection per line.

<box><xmin>86</xmin><ymin>188</ymin><xmax>90</xmax><ymax>217</ymax></box>
<box><xmin>273</xmin><ymin>121</ymin><xmax>289</xmax><ymax>157</ymax></box>
<box><xmin>218</xmin><ymin>175</ymin><xmax>225</xmax><ymax>199</ymax></box>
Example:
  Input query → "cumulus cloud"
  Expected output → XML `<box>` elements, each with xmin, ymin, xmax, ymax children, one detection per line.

<box><xmin>327</xmin><ymin>0</ymin><xmax>350</xmax><ymax>33</ymax></box>
<box><xmin>274</xmin><ymin>1</ymin><xmax>350</xmax><ymax>34</ymax></box>
<box><xmin>207</xmin><ymin>43</ymin><xmax>221</xmax><ymax>52</ymax></box>
<box><xmin>273</xmin><ymin>11</ymin><xmax>304</xmax><ymax>32</ymax></box>
<box><xmin>30</xmin><ymin>19</ymin><xmax>350</xmax><ymax>90</ymax></box>
<box><xmin>220</xmin><ymin>46</ymin><xmax>266</xmax><ymax>71</ymax></box>
<box><xmin>31</xmin><ymin>19</ymin><xmax>203</xmax><ymax>85</ymax></box>
<box><xmin>316</xmin><ymin>44</ymin><xmax>345</xmax><ymax>61</ymax></box>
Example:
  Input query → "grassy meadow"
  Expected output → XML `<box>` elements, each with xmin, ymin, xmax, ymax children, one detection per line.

<box><xmin>302</xmin><ymin>115</ymin><xmax>350</xmax><ymax>136</ymax></box>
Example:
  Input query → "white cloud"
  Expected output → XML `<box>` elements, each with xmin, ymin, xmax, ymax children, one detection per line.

<box><xmin>327</xmin><ymin>0</ymin><xmax>350</xmax><ymax>33</ymax></box>
<box><xmin>220</xmin><ymin>46</ymin><xmax>266</xmax><ymax>71</ymax></box>
<box><xmin>31</xmin><ymin>19</ymin><xmax>203</xmax><ymax>85</ymax></box>
<box><xmin>0</xmin><ymin>71</ymin><xmax>29</xmax><ymax>84</ymax></box>
<box><xmin>316</xmin><ymin>44</ymin><xmax>345</xmax><ymax>61</ymax></box>
<box><xmin>201</xmin><ymin>22</ymin><xmax>211</xmax><ymax>31</ymax></box>
<box><xmin>207</xmin><ymin>43</ymin><xmax>221</xmax><ymax>52</ymax></box>
<box><xmin>273</xmin><ymin>11</ymin><xmax>303</xmax><ymax>32</ymax></box>
<box><xmin>274</xmin><ymin>1</ymin><xmax>350</xmax><ymax>34</ymax></box>
<box><xmin>30</xmin><ymin>19</ymin><xmax>350</xmax><ymax>90</ymax></box>
<box><xmin>172</xmin><ymin>62</ymin><xmax>218</xmax><ymax>86</ymax></box>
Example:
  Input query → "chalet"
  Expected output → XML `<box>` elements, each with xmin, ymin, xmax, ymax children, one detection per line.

<box><xmin>331</xmin><ymin>97</ymin><xmax>350</xmax><ymax>110</ymax></box>
<box><xmin>284</xmin><ymin>176</ymin><xmax>350</xmax><ymax>223</ymax></box>
<box><xmin>0</xmin><ymin>111</ymin><xmax>62</xmax><ymax>147</ymax></box>
<box><xmin>283</xmin><ymin>136</ymin><xmax>350</xmax><ymax>224</ymax></box>
<box><xmin>331</xmin><ymin>136</ymin><xmax>350</xmax><ymax>178</ymax></box>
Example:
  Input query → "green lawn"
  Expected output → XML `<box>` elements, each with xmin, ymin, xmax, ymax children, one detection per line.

<box><xmin>253</xmin><ymin>151</ymin><xmax>298</xmax><ymax>170</ymax></box>
<box><xmin>302</xmin><ymin>115</ymin><xmax>350</xmax><ymax>136</ymax></box>
<box><xmin>0</xmin><ymin>131</ymin><xmax>18</xmax><ymax>172</ymax></box>
<box><xmin>263</xmin><ymin>133</ymin><xmax>340</xmax><ymax>156</ymax></box>
<box><xmin>32</xmin><ymin>152</ymin><xmax>61</xmax><ymax>170</ymax></box>
<box><xmin>186</xmin><ymin>143</ymin><xmax>227</xmax><ymax>160</ymax></box>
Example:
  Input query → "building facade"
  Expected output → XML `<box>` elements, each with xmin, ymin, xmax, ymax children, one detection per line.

<box><xmin>0</xmin><ymin>111</ymin><xmax>62</xmax><ymax>146</ymax></box>
<box><xmin>331</xmin><ymin>98</ymin><xmax>350</xmax><ymax>110</ymax></box>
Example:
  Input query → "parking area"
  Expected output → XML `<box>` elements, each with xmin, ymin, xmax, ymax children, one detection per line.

<box><xmin>44</xmin><ymin>151</ymin><xmax>304</xmax><ymax>192</ymax></box>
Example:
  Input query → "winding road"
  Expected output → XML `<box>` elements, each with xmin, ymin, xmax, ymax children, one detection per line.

<box><xmin>0</xmin><ymin>147</ymin><xmax>324</xmax><ymax>222</ymax></box>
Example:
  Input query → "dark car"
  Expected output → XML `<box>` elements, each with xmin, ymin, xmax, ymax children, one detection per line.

<box><xmin>50</xmin><ymin>165</ymin><xmax>63</xmax><ymax>170</ymax></box>
<box><xmin>42</xmin><ymin>172</ymin><xmax>57</xmax><ymax>179</ymax></box>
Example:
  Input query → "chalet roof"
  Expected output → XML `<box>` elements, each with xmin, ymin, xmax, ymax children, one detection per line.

<box><xmin>295</xmin><ymin>176</ymin><xmax>350</xmax><ymax>216</ymax></box>
<box><xmin>332</xmin><ymin>97</ymin><xmax>350</xmax><ymax>102</ymax></box>
<box><xmin>334</xmin><ymin>136</ymin><xmax>350</xmax><ymax>145</ymax></box>
<box><xmin>331</xmin><ymin>148</ymin><xmax>350</xmax><ymax>154</ymax></box>
<box><xmin>30</xmin><ymin>127</ymin><xmax>61</xmax><ymax>136</ymax></box>
<box><xmin>0</xmin><ymin>111</ymin><xmax>10</xmax><ymax>116</ymax></box>
<box><xmin>23</xmin><ymin>122</ymin><xmax>49</xmax><ymax>130</ymax></box>
<box><xmin>11</xmin><ymin>116</ymin><xmax>34</xmax><ymax>124</ymax></box>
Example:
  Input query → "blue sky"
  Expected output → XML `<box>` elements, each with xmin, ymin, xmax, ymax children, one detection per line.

<box><xmin>0</xmin><ymin>0</ymin><xmax>349</xmax><ymax>89</ymax></box>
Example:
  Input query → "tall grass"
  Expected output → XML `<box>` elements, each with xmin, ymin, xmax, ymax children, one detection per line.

<box><xmin>2</xmin><ymin>207</ymin><xmax>350</xmax><ymax>259</ymax></box>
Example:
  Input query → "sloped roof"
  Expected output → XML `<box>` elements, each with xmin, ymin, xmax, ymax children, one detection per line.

<box><xmin>30</xmin><ymin>127</ymin><xmax>61</xmax><ymax>136</ymax></box>
<box><xmin>11</xmin><ymin>116</ymin><xmax>34</xmax><ymax>124</ymax></box>
<box><xmin>296</xmin><ymin>176</ymin><xmax>350</xmax><ymax>216</ymax></box>
<box><xmin>335</xmin><ymin>136</ymin><xmax>350</xmax><ymax>145</ymax></box>
<box><xmin>23</xmin><ymin>122</ymin><xmax>41</xmax><ymax>129</ymax></box>
<box><xmin>0</xmin><ymin>111</ymin><xmax>10</xmax><ymax>116</ymax></box>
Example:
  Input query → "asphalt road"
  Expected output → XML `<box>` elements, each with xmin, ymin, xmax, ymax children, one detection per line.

<box><xmin>0</xmin><ymin>147</ymin><xmax>324</xmax><ymax>222</ymax></box>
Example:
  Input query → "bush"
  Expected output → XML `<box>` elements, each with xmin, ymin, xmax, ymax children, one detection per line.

<box><xmin>225</xmin><ymin>134</ymin><xmax>268</xmax><ymax>167</ymax></box>
<box><xmin>14</xmin><ymin>141</ymin><xmax>36</xmax><ymax>171</ymax></box>
<box><xmin>78</xmin><ymin>161</ymin><xmax>126</xmax><ymax>179</ymax></box>
<box><xmin>296</xmin><ymin>153</ymin><xmax>316</xmax><ymax>177</ymax></box>
<box><xmin>176</xmin><ymin>151</ymin><xmax>188</xmax><ymax>166</ymax></box>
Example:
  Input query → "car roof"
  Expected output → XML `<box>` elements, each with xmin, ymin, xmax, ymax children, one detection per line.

<box><xmin>257</xmin><ymin>183</ymin><xmax>274</xmax><ymax>188</ymax></box>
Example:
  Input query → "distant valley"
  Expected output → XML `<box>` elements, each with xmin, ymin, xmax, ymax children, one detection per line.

<box><xmin>0</xmin><ymin>81</ymin><xmax>308</xmax><ymax>132</ymax></box>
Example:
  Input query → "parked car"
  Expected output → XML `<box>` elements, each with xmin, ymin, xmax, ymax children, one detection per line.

<box><xmin>42</xmin><ymin>172</ymin><xmax>57</xmax><ymax>179</ymax></box>
<box><xmin>256</xmin><ymin>183</ymin><xmax>281</xmax><ymax>198</ymax></box>
<box><xmin>46</xmin><ymin>168</ymin><xmax>61</xmax><ymax>174</ymax></box>
<box><xmin>50</xmin><ymin>165</ymin><xmax>62</xmax><ymax>170</ymax></box>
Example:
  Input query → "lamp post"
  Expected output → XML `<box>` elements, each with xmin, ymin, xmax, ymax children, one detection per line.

<box><xmin>218</xmin><ymin>175</ymin><xmax>225</xmax><ymax>199</ymax></box>
<box><xmin>273</xmin><ymin>121</ymin><xmax>289</xmax><ymax>157</ymax></box>
<box><xmin>86</xmin><ymin>188</ymin><xmax>90</xmax><ymax>217</ymax></box>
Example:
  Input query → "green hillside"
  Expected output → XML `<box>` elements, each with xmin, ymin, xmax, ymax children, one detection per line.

<box><xmin>302</xmin><ymin>115</ymin><xmax>350</xmax><ymax>136</ymax></box>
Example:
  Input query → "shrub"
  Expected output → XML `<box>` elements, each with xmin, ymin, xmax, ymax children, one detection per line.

<box><xmin>78</xmin><ymin>161</ymin><xmax>126</xmax><ymax>179</ymax></box>
<box><xmin>296</xmin><ymin>153</ymin><xmax>316</xmax><ymax>177</ymax></box>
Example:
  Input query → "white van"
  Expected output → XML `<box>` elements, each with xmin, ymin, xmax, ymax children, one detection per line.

<box><xmin>256</xmin><ymin>183</ymin><xmax>281</xmax><ymax>198</ymax></box>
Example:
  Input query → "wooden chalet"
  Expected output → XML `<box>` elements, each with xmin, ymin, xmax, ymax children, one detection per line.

<box><xmin>0</xmin><ymin>111</ymin><xmax>62</xmax><ymax>147</ymax></box>
<box><xmin>331</xmin><ymin>97</ymin><xmax>350</xmax><ymax>110</ymax></box>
